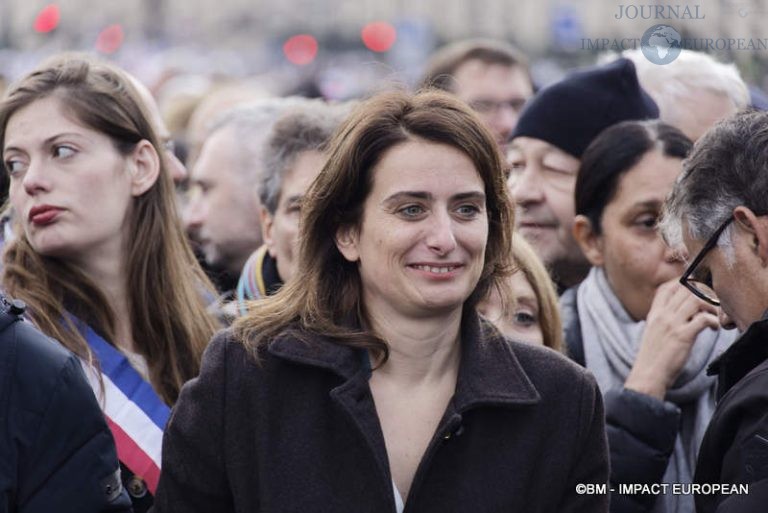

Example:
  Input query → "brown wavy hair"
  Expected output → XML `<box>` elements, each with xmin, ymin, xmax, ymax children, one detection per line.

<box><xmin>234</xmin><ymin>90</ymin><xmax>515</xmax><ymax>364</ymax></box>
<box><xmin>0</xmin><ymin>55</ymin><xmax>219</xmax><ymax>405</ymax></box>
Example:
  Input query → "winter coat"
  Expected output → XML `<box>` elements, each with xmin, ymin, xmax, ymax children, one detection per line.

<box><xmin>694</xmin><ymin>315</ymin><xmax>768</xmax><ymax>513</ymax></box>
<box><xmin>561</xmin><ymin>287</ymin><xmax>683</xmax><ymax>513</ymax></box>
<box><xmin>153</xmin><ymin>312</ymin><xmax>609</xmax><ymax>513</ymax></box>
<box><xmin>0</xmin><ymin>296</ymin><xmax>131</xmax><ymax>513</ymax></box>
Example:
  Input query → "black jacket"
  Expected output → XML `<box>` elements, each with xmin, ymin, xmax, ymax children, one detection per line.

<box><xmin>153</xmin><ymin>313</ymin><xmax>609</xmax><ymax>512</ymax></box>
<box><xmin>561</xmin><ymin>287</ymin><xmax>681</xmax><ymax>513</ymax></box>
<box><xmin>0</xmin><ymin>297</ymin><xmax>132</xmax><ymax>513</ymax></box>
<box><xmin>693</xmin><ymin>316</ymin><xmax>768</xmax><ymax>513</ymax></box>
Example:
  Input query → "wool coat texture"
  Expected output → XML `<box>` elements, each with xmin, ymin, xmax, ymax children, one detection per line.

<box><xmin>152</xmin><ymin>313</ymin><xmax>609</xmax><ymax>513</ymax></box>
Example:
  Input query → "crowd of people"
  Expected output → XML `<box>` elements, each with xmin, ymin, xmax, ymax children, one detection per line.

<box><xmin>1</xmin><ymin>38</ymin><xmax>767</xmax><ymax>513</ymax></box>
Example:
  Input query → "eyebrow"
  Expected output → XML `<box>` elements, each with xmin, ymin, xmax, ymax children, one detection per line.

<box><xmin>630</xmin><ymin>199</ymin><xmax>663</xmax><ymax>211</ymax></box>
<box><xmin>4</xmin><ymin>132</ymin><xmax>88</xmax><ymax>154</ymax></box>
<box><xmin>382</xmin><ymin>190</ymin><xmax>486</xmax><ymax>204</ymax></box>
<box><xmin>284</xmin><ymin>194</ymin><xmax>303</xmax><ymax>205</ymax></box>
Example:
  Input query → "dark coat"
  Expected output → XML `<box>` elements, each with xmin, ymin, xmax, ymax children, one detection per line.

<box><xmin>561</xmin><ymin>287</ymin><xmax>681</xmax><ymax>513</ymax></box>
<box><xmin>0</xmin><ymin>299</ymin><xmax>132</xmax><ymax>513</ymax></box>
<box><xmin>153</xmin><ymin>313</ymin><xmax>609</xmax><ymax>513</ymax></box>
<box><xmin>694</xmin><ymin>316</ymin><xmax>768</xmax><ymax>513</ymax></box>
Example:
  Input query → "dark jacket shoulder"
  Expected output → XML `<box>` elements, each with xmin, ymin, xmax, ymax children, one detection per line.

<box><xmin>0</xmin><ymin>316</ymin><xmax>131</xmax><ymax>513</ymax></box>
<box><xmin>695</xmin><ymin>318</ymin><xmax>768</xmax><ymax>513</ymax></box>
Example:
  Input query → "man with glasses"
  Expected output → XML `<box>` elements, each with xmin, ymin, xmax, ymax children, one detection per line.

<box><xmin>420</xmin><ymin>38</ymin><xmax>534</xmax><ymax>152</ymax></box>
<box><xmin>661</xmin><ymin>110</ymin><xmax>768</xmax><ymax>513</ymax></box>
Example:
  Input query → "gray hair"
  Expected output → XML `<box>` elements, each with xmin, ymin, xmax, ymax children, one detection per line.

<box><xmin>660</xmin><ymin>111</ymin><xmax>768</xmax><ymax>266</ymax></box>
<box><xmin>619</xmin><ymin>49</ymin><xmax>748</xmax><ymax>125</ymax></box>
<box><xmin>205</xmin><ymin>97</ymin><xmax>313</xmax><ymax>186</ymax></box>
<box><xmin>259</xmin><ymin>102</ymin><xmax>350</xmax><ymax>214</ymax></box>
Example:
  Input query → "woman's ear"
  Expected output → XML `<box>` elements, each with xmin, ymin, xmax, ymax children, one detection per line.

<box><xmin>128</xmin><ymin>140</ymin><xmax>161</xmax><ymax>196</ymax></box>
<box><xmin>335</xmin><ymin>225</ymin><xmax>360</xmax><ymax>263</ymax></box>
<box><xmin>572</xmin><ymin>215</ymin><xmax>604</xmax><ymax>267</ymax></box>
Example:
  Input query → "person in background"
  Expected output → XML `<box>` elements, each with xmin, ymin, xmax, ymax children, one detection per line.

<box><xmin>478</xmin><ymin>232</ymin><xmax>563</xmax><ymax>351</ymax></box>
<box><xmin>154</xmin><ymin>90</ymin><xmax>608</xmax><ymax>513</ymax></box>
<box><xmin>420</xmin><ymin>38</ymin><xmax>534</xmax><ymax>150</ymax></box>
<box><xmin>236</xmin><ymin>101</ymin><xmax>348</xmax><ymax>311</ymax></box>
<box><xmin>620</xmin><ymin>49</ymin><xmax>748</xmax><ymax>141</ymax></box>
<box><xmin>0</xmin><ymin>55</ymin><xmax>219</xmax><ymax>513</ymax></box>
<box><xmin>565</xmin><ymin>119</ymin><xmax>736</xmax><ymax>513</ymax></box>
<box><xmin>508</xmin><ymin>58</ymin><xmax>659</xmax><ymax>291</ymax></box>
<box><xmin>0</xmin><ymin>293</ymin><xmax>131</xmax><ymax>513</ymax></box>
<box><xmin>183</xmin><ymin>99</ymin><xmax>297</xmax><ymax>295</ymax></box>
<box><xmin>661</xmin><ymin>111</ymin><xmax>768</xmax><ymax>513</ymax></box>
<box><xmin>126</xmin><ymin>74</ymin><xmax>188</xmax><ymax>185</ymax></box>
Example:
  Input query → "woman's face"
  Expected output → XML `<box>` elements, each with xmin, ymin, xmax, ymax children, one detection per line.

<box><xmin>3</xmin><ymin>96</ymin><xmax>137</xmax><ymax>262</ymax></box>
<box><xmin>336</xmin><ymin>139</ymin><xmax>488</xmax><ymax>319</ymax></box>
<box><xmin>478</xmin><ymin>271</ymin><xmax>545</xmax><ymax>345</ymax></box>
<box><xmin>594</xmin><ymin>150</ymin><xmax>685</xmax><ymax>320</ymax></box>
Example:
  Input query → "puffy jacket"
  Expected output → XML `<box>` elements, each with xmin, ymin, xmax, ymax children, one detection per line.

<box><xmin>0</xmin><ymin>295</ymin><xmax>132</xmax><ymax>513</ymax></box>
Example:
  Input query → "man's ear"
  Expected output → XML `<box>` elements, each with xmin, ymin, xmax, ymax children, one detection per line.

<box><xmin>128</xmin><ymin>140</ymin><xmax>161</xmax><ymax>196</ymax></box>
<box><xmin>260</xmin><ymin>206</ymin><xmax>276</xmax><ymax>257</ymax></box>
<box><xmin>335</xmin><ymin>224</ymin><xmax>360</xmax><ymax>263</ymax></box>
<box><xmin>572</xmin><ymin>215</ymin><xmax>604</xmax><ymax>267</ymax></box>
<box><xmin>734</xmin><ymin>206</ymin><xmax>768</xmax><ymax>265</ymax></box>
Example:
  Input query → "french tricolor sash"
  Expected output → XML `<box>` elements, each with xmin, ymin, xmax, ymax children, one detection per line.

<box><xmin>79</xmin><ymin>323</ymin><xmax>170</xmax><ymax>495</ymax></box>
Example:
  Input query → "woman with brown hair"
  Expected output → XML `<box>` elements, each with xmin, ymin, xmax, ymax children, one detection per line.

<box><xmin>479</xmin><ymin>232</ymin><xmax>564</xmax><ymax>351</ymax></box>
<box><xmin>154</xmin><ymin>90</ymin><xmax>608</xmax><ymax>512</ymax></box>
<box><xmin>0</xmin><ymin>56</ymin><xmax>219</xmax><ymax>512</ymax></box>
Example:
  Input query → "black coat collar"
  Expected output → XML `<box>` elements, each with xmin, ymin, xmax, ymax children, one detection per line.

<box><xmin>266</xmin><ymin>311</ymin><xmax>542</xmax><ymax>411</ymax></box>
<box><xmin>708</xmin><ymin>314</ymin><xmax>768</xmax><ymax>400</ymax></box>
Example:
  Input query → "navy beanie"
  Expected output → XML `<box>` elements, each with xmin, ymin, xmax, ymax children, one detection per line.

<box><xmin>511</xmin><ymin>58</ymin><xmax>659</xmax><ymax>158</ymax></box>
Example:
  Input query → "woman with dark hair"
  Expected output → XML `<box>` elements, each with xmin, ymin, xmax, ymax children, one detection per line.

<box><xmin>0</xmin><ymin>56</ymin><xmax>219</xmax><ymax>512</ymax></box>
<box><xmin>154</xmin><ymin>90</ymin><xmax>608</xmax><ymax>512</ymax></box>
<box><xmin>564</xmin><ymin>120</ymin><xmax>737</xmax><ymax>513</ymax></box>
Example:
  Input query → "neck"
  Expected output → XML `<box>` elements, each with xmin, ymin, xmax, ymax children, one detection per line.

<box><xmin>367</xmin><ymin>302</ymin><xmax>463</xmax><ymax>386</ymax></box>
<box><xmin>70</xmin><ymin>241</ymin><xmax>134</xmax><ymax>353</ymax></box>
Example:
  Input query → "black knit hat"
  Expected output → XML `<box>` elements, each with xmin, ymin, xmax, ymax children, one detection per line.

<box><xmin>511</xmin><ymin>58</ymin><xmax>659</xmax><ymax>158</ymax></box>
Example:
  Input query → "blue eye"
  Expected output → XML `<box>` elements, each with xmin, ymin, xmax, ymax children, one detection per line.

<box><xmin>456</xmin><ymin>204</ymin><xmax>481</xmax><ymax>218</ymax></box>
<box><xmin>3</xmin><ymin>158</ymin><xmax>27</xmax><ymax>176</ymax></box>
<box><xmin>398</xmin><ymin>205</ymin><xmax>425</xmax><ymax>218</ymax></box>
<box><xmin>512</xmin><ymin>310</ymin><xmax>537</xmax><ymax>327</ymax></box>
<box><xmin>53</xmin><ymin>145</ymin><xmax>76</xmax><ymax>158</ymax></box>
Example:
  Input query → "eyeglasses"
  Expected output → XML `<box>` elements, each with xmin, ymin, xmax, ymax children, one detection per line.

<box><xmin>679</xmin><ymin>216</ymin><xmax>733</xmax><ymax>306</ymax></box>
<box><xmin>468</xmin><ymin>98</ymin><xmax>527</xmax><ymax>115</ymax></box>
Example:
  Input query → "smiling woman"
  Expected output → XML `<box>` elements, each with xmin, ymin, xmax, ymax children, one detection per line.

<box><xmin>154</xmin><ymin>90</ymin><xmax>609</xmax><ymax>513</ymax></box>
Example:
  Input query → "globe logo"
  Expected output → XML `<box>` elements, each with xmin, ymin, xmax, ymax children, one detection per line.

<box><xmin>641</xmin><ymin>24</ymin><xmax>682</xmax><ymax>65</ymax></box>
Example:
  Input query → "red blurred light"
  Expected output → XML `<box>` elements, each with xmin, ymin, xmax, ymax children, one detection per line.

<box><xmin>361</xmin><ymin>22</ymin><xmax>396</xmax><ymax>52</ymax></box>
<box><xmin>34</xmin><ymin>4</ymin><xmax>60</xmax><ymax>34</ymax></box>
<box><xmin>283</xmin><ymin>34</ymin><xmax>318</xmax><ymax>66</ymax></box>
<box><xmin>95</xmin><ymin>24</ymin><xmax>124</xmax><ymax>54</ymax></box>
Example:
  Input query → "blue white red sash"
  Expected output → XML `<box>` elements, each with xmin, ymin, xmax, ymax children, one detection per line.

<box><xmin>79</xmin><ymin>322</ymin><xmax>170</xmax><ymax>495</ymax></box>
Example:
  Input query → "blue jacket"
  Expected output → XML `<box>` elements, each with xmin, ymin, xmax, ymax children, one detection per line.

<box><xmin>0</xmin><ymin>296</ymin><xmax>132</xmax><ymax>513</ymax></box>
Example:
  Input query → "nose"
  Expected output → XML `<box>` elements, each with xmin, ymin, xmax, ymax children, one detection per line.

<box><xmin>165</xmin><ymin>150</ymin><xmax>188</xmax><ymax>184</ymax></box>
<box><xmin>21</xmin><ymin>159</ymin><xmax>52</xmax><ymax>196</ymax></box>
<box><xmin>509</xmin><ymin>163</ymin><xmax>545</xmax><ymax>206</ymax></box>
<box><xmin>489</xmin><ymin>107</ymin><xmax>517</xmax><ymax>143</ymax></box>
<box><xmin>662</xmin><ymin>239</ymin><xmax>685</xmax><ymax>266</ymax></box>
<box><xmin>426</xmin><ymin>211</ymin><xmax>457</xmax><ymax>255</ymax></box>
<box><xmin>182</xmin><ymin>189</ymin><xmax>205</xmax><ymax>233</ymax></box>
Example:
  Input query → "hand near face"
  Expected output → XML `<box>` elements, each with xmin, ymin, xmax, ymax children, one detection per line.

<box><xmin>624</xmin><ymin>279</ymin><xmax>720</xmax><ymax>400</ymax></box>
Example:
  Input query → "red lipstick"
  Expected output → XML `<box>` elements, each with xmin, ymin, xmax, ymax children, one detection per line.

<box><xmin>28</xmin><ymin>205</ymin><xmax>63</xmax><ymax>226</ymax></box>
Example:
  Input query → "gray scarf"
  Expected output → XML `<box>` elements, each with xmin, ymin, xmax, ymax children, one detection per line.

<box><xmin>577</xmin><ymin>267</ymin><xmax>737</xmax><ymax>513</ymax></box>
